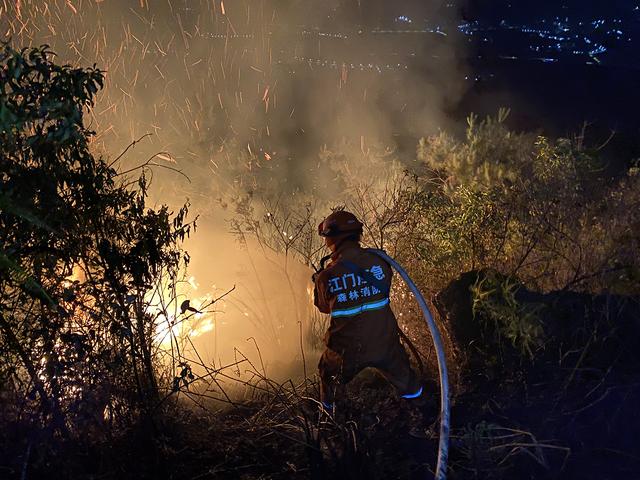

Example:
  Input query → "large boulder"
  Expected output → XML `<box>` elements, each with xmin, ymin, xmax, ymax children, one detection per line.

<box><xmin>434</xmin><ymin>269</ymin><xmax>640</xmax><ymax>378</ymax></box>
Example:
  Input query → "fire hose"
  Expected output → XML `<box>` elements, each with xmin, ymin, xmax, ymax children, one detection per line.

<box><xmin>367</xmin><ymin>249</ymin><xmax>450</xmax><ymax>480</ymax></box>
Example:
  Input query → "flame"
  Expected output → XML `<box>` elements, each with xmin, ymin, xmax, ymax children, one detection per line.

<box><xmin>150</xmin><ymin>276</ymin><xmax>219</xmax><ymax>349</ymax></box>
<box><xmin>189</xmin><ymin>317</ymin><xmax>214</xmax><ymax>337</ymax></box>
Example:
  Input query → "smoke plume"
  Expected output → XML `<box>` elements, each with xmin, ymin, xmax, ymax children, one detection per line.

<box><xmin>1</xmin><ymin>0</ymin><xmax>467</xmax><ymax>385</ymax></box>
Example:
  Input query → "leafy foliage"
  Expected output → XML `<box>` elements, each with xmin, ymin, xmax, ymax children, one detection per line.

<box><xmin>470</xmin><ymin>271</ymin><xmax>545</xmax><ymax>359</ymax></box>
<box><xmin>0</xmin><ymin>42</ymin><xmax>194</xmax><ymax>441</ymax></box>
<box><xmin>413</xmin><ymin>110</ymin><xmax>639</xmax><ymax>294</ymax></box>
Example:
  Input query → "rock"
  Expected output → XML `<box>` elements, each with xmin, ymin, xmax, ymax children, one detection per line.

<box><xmin>434</xmin><ymin>269</ymin><xmax>640</xmax><ymax>378</ymax></box>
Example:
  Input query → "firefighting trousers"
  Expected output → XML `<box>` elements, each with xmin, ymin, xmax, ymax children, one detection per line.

<box><xmin>318</xmin><ymin>338</ymin><xmax>421</xmax><ymax>404</ymax></box>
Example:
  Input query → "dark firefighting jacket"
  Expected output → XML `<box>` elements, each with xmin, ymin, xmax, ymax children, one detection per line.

<box><xmin>314</xmin><ymin>241</ymin><xmax>399</xmax><ymax>360</ymax></box>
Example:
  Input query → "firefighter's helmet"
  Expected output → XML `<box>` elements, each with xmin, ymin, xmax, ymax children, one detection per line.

<box><xmin>318</xmin><ymin>211</ymin><xmax>363</xmax><ymax>238</ymax></box>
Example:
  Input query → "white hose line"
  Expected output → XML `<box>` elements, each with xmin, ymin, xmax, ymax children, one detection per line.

<box><xmin>367</xmin><ymin>249</ymin><xmax>450</xmax><ymax>480</ymax></box>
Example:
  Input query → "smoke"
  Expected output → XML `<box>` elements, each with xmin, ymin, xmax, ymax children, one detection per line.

<box><xmin>1</xmin><ymin>0</ymin><xmax>467</xmax><ymax>385</ymax></box>
<box><xmin>176</xmin><ymin>217</ymin><xmax>324</xmax><ymax>381</ymax></box>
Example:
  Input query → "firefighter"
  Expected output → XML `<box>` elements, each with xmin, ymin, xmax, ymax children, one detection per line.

<box><xmin>313</xmin><ymin>210</ymin><xmax>423</xmax><ymax>409</ymax></box>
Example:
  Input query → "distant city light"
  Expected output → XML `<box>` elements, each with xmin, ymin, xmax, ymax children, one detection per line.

<box><xmin>395</xmin><ymin>16</ymin><xmax>412</xmax><ymax>24</ymax></box>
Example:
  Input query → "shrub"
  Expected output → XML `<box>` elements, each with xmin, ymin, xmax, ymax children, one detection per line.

<box><xmin>0</xmin><ymin>43</ymin><xmax>194</xmax><ymax>441</ymax></box>
<box><xmin>470</xmin><ymin>271</ymin><xmax>545</xmax><ymax>359</ymax></box>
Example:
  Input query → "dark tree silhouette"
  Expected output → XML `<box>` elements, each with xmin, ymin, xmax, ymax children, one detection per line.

<box><xmin>0</xmin><ymin>42</ymin><xmax>194</xmax><ymax>447</ymax></box>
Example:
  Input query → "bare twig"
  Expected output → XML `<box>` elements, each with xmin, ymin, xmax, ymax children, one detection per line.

<box><xmin>107</xmin><ymin>133</ymin><xmax>153</xmax><ymax>168</ymax></box>
<box><xmin>115</xmin><ymin>152</ymin><xmax>191</xmax><ymax>182</ymax></box>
